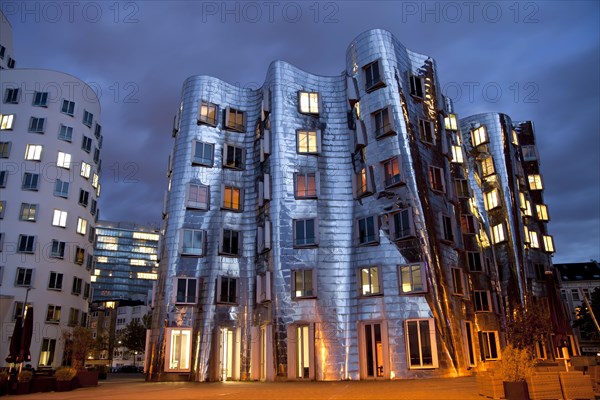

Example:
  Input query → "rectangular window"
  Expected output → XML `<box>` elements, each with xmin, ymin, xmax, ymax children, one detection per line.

<box><xmin>359</xmin><ymin>266</ymin><xmax>381</xmax><ymax>296</ymax></box>
<box><xmin>39</xmin><ymin>338</ymin><xmax>57</xmax><ymax>367</ymax></box>
<box><xmin>521</xmin><ymin>145</ymin><xmax>539</xmax><ymax>161</ymax></box>
<box><xmin>222</xmin><ymin>185</ymin><xmax>242</xmax><ymax>211</ymax></box>
<box><xmin>484</xmin><ymin>189</ymin><xmax>500</xmax><ymax>210</ymax></box>
<box><xmin>480</xmin><ymin>331</ymin><xmax>500</xmax><ymax>360</ymax></box>
<box><xmin>523</xmin><ymin>200</ymin><xmax>533</xmax><ymax>217</ymax></box>
<box><xmin>181</xmin><ymin>229</ymin><xmax>205</xmax><ymax>256</ymax></box>
<box><xmin>355</xmin><ymin>166</ymin><xmax>375</xmax><ymax>198</ymax></box>
<box><xmin>90</xmin><ymin>199</ymin><xmax>97</xmax><ymax>216</ymax></box>
<box><xmin>166</xmin><ymin>328</ymin><xmax>192</xmax><ymax>372</ymax></box>
<box><xmin>224</xmin><ymin>106</ymin><xmax>246</xmax><ymax>132</ymax></box>
<box><xmin>363</xmin><ymin>60</ymin><xmax>384</xmax><ymax>92</ymax></box>
<box><xmin>58</xmin><ymin>124</ymin><xmax>73</xmax><ymax>142</ymax></box>
<box><xmin>94</xmin><ymin>123</ymin><xmax>102</xmax><ymax>138</ymax></box>
<box><xmin>474</xmin><ymin>290</ymin><xmax>492</xmax><ymax>312</ymax></box>
<box><xmin>20</xmin><ymin>203</ymin><xmax>37</xmax><ymax>221</ymax></box>
<box><xmin>72</xmin><ymin>277</ymin><xmax>82</xmax><ymax>295</ymax></box>
<box><xmin>46</xmin><ymin>305</ymin><xmax>61</xmax><ymax>323</ymax></box>
<box><xmin>429</xmin><ymin>166</ymin><xmax>445</xmax><ymax>192</ymax></box>
<box><xmin>292</xmin><ymin>269</ymin><xmax>316</xmax><ymax>299</ymax></box>
<box><xmin>61</xmin><ymin>100</ymin><xmax>75</xmax><ymax>116</ymax></box>
<box><xmin>25</xmin><ymin>144</ymin><xmax>43</xmax><ymax>161</ymax></box>
<box><xmin>33</xmin><ymin>91</ymin><xmax>48</xmax><ymax>107</ymax></box>
<box><xmin>29</xmin><ymin>117</ymin><xmax>45</xmax><ymax>133</ymax></box>
<box><xmin>480</xmin><ymin>157</ymin><xmax>495</xmax><ymax>177</ymax></box>
<box><xmin>187</xmin><ymin>183</ymin><xmax>209</xmax><ymax>210</ymax></box>
<box><xmin>4</xmin><ymin>88</ymin><xmax>19</xmax><ymax>103</ymax></box>
<box><xmin>383</xmin><ymin>156</ymin><xmax>403</xmax><ymax>188</ymax></box>
<box><xmin>57</xmin><ymin>152</ymin><xmax>71</xmax><ymax>169</ymax></box>
<box><xmin>373</xmin><ymin>107</ymin><xmax>395</xmax><ymax>139</ymax></box>
<box><xmin>50</xmin><ymin>241</ymin><xmax>65</xmax><ymax>259</ymax></box>
<box><xmin>295</xmin><ymin>172</ymin><xmax>317</xmax><ymax>198</ymax></box>
<box><xmin>440</xmin><ymin>214</ymin><xmax>455</xmax><ymax>243</ymax></box>
<box><xmin>80</xmin><ymin>162</ymin><xmax>91</xmax><ymax>179</ymax></box>
<box><xmin>82</xmin><ymin>136</ymin><xmax>92</xmax><ymax>153</ymax></box>
<box><xmin>68</xmin><ymin>308</ymin><xmax>80</xmax><ymax>326</ymax></box>
<box><xmin>48</xmin><ymin>270</ymin><xmax>64</xmax><ymax>290</ymax></box>
<box><xmin>74</xmin><ymin>246</ymin><xmax>85</xmax><ymax>265</ymax></box>
<box><xmin>406</xmin><ymin>319</ymin><xmax>438</xmax><ymax>369</ymax></box>
<box><xmin>0</xmin><ymin>170</ymin><xmax>6</xmax><ymax>187</ymax></box>
<box><xmin>491</xmin><ymin>223</ymin><xmax>506</xmax><ymax>244</ymax></box>
<box><xmin>461</xmin><ymin>214</ymin><xmax>478</xmax><ymax>235</ymax></box>
<box><xmin>467</xmin><ymin>251</ymin><xmax>483</xmax><ymax>272</ymax></box>
<box><xmin>444</xmin><ymin>114</ymin><xmax>458</xmax><ymax>131</ymax></box>
<box><xmin>176</xmin><ymin>277</ymin><xmax>197</xmax><ymax>304</ymax></box>
<box><xmin>390</xmin><ymin>208</ymin><xmax>415</xmax><ymax>240</ymax></box>
<box><xmin>15</xmin><ymin>267</ymin><xmax>33</xmax><ymax>286</ymax></box>
<box><xmin>192</xmin><ymin>141</ymin><xmax>214</xmax><ymax>166</ymax></box>
<box><xmin>529</xmin><ymin>231</ymin><xmax>540</xmax><ymax>248</ymax></box>
<box><xmin>220</xmin><ymin>229</ymin><xmax>241</xmax><ymax>256</ymax></box>
<box><xmin>297</xmin><ymin>130</ymin><xmax>320</xmax><ymax>154</ymax></box>
<box><xmin>0</xmin><ymin>141</ymin><xmax>10</xmax><ymax>158</ymax></box>
<box><xmin>78</xmin><ymin>189</ymin><xmax>89</xmax><ymax>207</ymax></box>
<box><xmin>54</xmin><ymin>179</ymin><xmax>70</xmax><ymax>198</ymax></box>
<box><xmin>543</xmin><ymin>235</ymin><xmax>555</xmax><ymax>253</ymax></box>
<box><xmin>451</xmin><ymin>145</ymin><xmax>464</xmax><ymax>164</ymax></box>
<box><xmin>419</xmin><ymin>119</ymin><xmax>435</xmax><ymax>144</ymax></box>
<box><xmin>533</xmin><ymin>263</ymin><xmax>546</xmax><ymax>281</ymax></box>
<box><xmin>217</xmin><ymin>276</ymin><xmax>238</xmax><ymax>304</ymax></box>
<box><xmin>409</xmin><ymin>75</ymin><xmax>424</xmax><ymax>98</ymax></box>
<box><xmin>93</xmin><ymin>147</ymin><xmax>100</xmax><ymax>164</ymax></box>
<box><xmin>463</xmin><ymin>321</ymin><xmax>477</xmax><ymax>367</ymax></box>
<box><xmin>451</xmin><ymin>268</ymin><xmax>466</xmax><ymax>297</ymax></box>
<box><xmin>83</xmin><ymin>110</ymin><xmax>93</xmax><ymax>127</ymax></box>
<box><xmin>83</xmin><ymin>283</ymin><xmax>90</xmax><ymax>299</ymax></box>
<box><xmin>357</xmin><ymin>216</ymin><xmax>379</xmax><ymax>245</ymax></box>
<box><xmin>223</xmin><ymin>144</ymin><xmax>245</xmax><ymax>169</ymax></box>
<box><xmin>18</xmin><ymin>235</ymin><xmax>36</xmax><ymax>253</ymax></box>
<box><xmin>197</xmin><ymin>101</ymin><xmax>218</xmax><ymax>126</ymax></box>
<box><xmin>471</xmin><ymin>126</ymin><xmax>488</xmax><ymax>147</ymax></box>
<box><xmin>399</xmin><ymin>263</ymin><xmax>426</xmax><ymax>293</ymax></box>
<box><xmin>293</xmin><ymin>218</ymin><xmax>318</xmax><ymax>247</ymax></box>
<box><xmin>528</xmin><ymin>174</ymin><xmax>543</xmax><ymax>190</ymax></box>
<box><xmin>256</xmin><ymin>272</ymin><xmax>272</xmax><ymax>303</ymax></box>
<box><xmin>92</xmin><ymin>173</ymin><xmax>99</xmax><ymax>188</ymax></box>
<box><xmin>52</xmin><ymin>209</ymin><xmax>68</xmax><ymax>227</ymax></box>
<box><xmin>0</xmin><ymin>114</ymin><xmax>15</xmax><ymax>130</ymax></box>
<box><xmin>77</xmin><ymin>217</ymin><xmax>88</xmax><ymax>235</ymax></box>
<box><xmin>257</xmin><ymin>221</ymin><xmax>272</xmax><ymax>253</ymax></box>
<box><xmin>0</xmin><ymin>201</ymin><xmax>4</xmax><ymax>219</ymax></box>
<box><xmin>298</xmin><ymin>91</ymin><xmax>319</xmax><ymax>114</ymax></box>
<box><xmin>536</xmin><ymin>204</ymin><xmax>549</xmax><ymax>221</ymax></box>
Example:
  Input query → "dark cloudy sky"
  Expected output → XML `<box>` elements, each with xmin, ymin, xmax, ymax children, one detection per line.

<box><xmin>4</xmin><ymin>1</ymin><xmax>598</xmax><ymax>263</ymax></box>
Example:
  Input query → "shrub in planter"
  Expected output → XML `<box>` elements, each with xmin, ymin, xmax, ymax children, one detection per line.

<box><xmin>54</xmin><ymin>367</ymin><xmax>77</xmax><ymax>392</ymax></box>
<box><xmin>498</xmin><ymin>345</ymin><xmax>535</xmax><ymax>400</ymax></box>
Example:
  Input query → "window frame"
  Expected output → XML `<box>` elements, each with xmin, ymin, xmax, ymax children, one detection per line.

<box><xmin>363</xmin><ymin>60</ymin><xmax>385</xmax><ymax>92</ymax></box>
<box><xmin>222</xmin><ymin>143</ymin><xmax>245</xmax><ymax>170</ymax></box>
<box><xmin>45</xmin><ymin>304</ymin><xmax>61</xmax><ymax>324</ymax></box>
<box><xmin>175</xmin><ymin>277</ymin><xmax>198</xmax><ymax>304</ymax></box>
<box><xmin>224</xmin><ymin>106</ymin><xmax>246</xmax><ymax>132</ymax></box>
<box><xmin>15</xmin><ymin>267</ymin><xmax>34</xmax><ymax>286</ymax></box>
<box><xmin>466</xmin><ymin>251</ymin><xmax>484</xmax><ymax>273</ymax></box>
<box><xmin>220</xmin><ymin>228</ymin><xmax>242</xmax><ymax>257</ymax></box>
<box><xmin>186</xmin><ymin>183</ymin><xmax>209</xmax><ymax>210</ymax></box>
<box><xmin>471</xmin><ymin>126</ymin><xmax>488</xmax><ymax>147</ymax></box>
<box><xmin>58</xmin><ymin>124</ymin><xmax>73</xmax><ymax>142</ymax></box>
<box><xmin>409</xmin><ymin>75</ymin><xmax>424</xmax><ymax>98</ymax></box>
<box><xmin>474</xmin><ymin>290</ymin><xmax>492</xmax><ymax>312</ymax></box>
<box><xmin>22</xmin><ymin>172</ymin><xmax>40</xmax><ymax>191</ymax></box>
<box><xmin>294</xmin><ymin>172</ymin><xmax>319</xmax><ymax>199</ymax></box>
<box><xmin>356</xmin><ymin>215</ymin><xmax>379</xmax><ymax>246</ymax></box>
<box><xmin>54</xmin><ymin>179</ymin><xmax>70</xmax><ymax>198</ymax></box>
<box><xmin>419</xmin><ymin>119</ymin><xmax>435</xmax><ymax>144</ymax></box>
<box><xmin>382</xmin><ymin>156</ymin><xmax>403</xmax><ymax>188</ymax></box>
<box><xmin>17</xmin><ymin>235</ymin><xmax>36</xmax><ymax>253</ymax></box>
<box><xmin>405</xmin><ymin>318</ymin><xmax>439</xmax><ymax>369</ymax></box>
<box><xmin>19</xmin><ymin>203</ymin><xmax>37</xmax><ymax>222</ymax></box>
<box><xmin>398</xmin><ymin>263</ymin><xmax>427</xmax><ymax>294</ymax></box>
<box><xmin>180</xmin><ymin>229</ymin><xmax>206</xmax><ymax>256</ymax></box>
<box><xmin>296</xmin><ymin>129</ymin><xmax>321</xmax><ymax>154</ymax></box>
<box><xmin>428</xmin><ymin>166</ymin><xmax>446</xmax><ymax>193</ymax></box>
<box><xmin>480</xmin><ymin>331</ymin><xmax>500</xmax><ymax>360</ymax></box>
<box><xmin>358</xmin><ymin>266</ymin><xmax>382</xmax><ymax>296</ymax></box>
<box><xmin>28</xmin><ymin>117</ymin><xmax>45</xmax><ymax>133</ymax></box>
<box><xmin>372</xmin><ymin>106</ymin><xmax>395</xmax><ymax>139</ymax></box>
<box><xmin>221</xmin><ymin>184</ymin><xmax>243</xmax><ymax>212</ymax></box>
<box><xmin>293</xmin><ymin>218</ymin><xmax>318</xmax><ymax>248</ymax></box>
<box><xmin>192</xmin><ymin>141</ymin><xmax>215</xmax><ymax>167</ymax></box>
<box><xmin>292</xmin><ymin>269</ymin><xmax>317</xmax><ymax>299</ymax></box>
<box><xmin>216</xmin><ymin>276</ymin><xmax>239</xmax><ymax>304</ymax></box>
<box><xmin>197</xmin><ymin>100</ymin><xmax>219</xmax><ymax>127</ymax></box>
<box><xmin>298</xmin><ymin>91</ymin><xmax>320</xmax><ymax>115</ymax></box>
<box><xmin>389</xmin><ymin>208</ymin><xmax>416</xmax><ymax>241</ymax></box>
<box><xmin>61</xmin><ymin>99</ymin><xmax>75</xmax><ymax>116</ymax></box>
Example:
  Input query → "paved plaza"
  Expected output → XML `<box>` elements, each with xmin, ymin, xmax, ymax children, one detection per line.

<box><xmin>8</xmin><ymin>374</ymin><xmax>481</xmax><ymax>400</ymax></box>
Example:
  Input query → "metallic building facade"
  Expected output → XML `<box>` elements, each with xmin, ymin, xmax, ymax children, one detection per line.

<box><xmin>148</xmin><ymin>29</ymin><xmax>558</xmax><ymax>382</ymax></box>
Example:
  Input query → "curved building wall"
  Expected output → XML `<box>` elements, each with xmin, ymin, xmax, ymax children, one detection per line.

<box><xmin>0</xmin><ymin>69</ymin><xmax>102</xmax><ymax>368</ymax></box>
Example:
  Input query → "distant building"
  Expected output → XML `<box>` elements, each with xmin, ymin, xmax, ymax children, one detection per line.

<box><xmin>556</xmin><ymin>261</ymin><xmax>600</xmax><ymax>354</ymax></box>
<box><xmin>92</xmin><ymin>221</ymin><xmax>160</xmax><ymax>302</ymax></box>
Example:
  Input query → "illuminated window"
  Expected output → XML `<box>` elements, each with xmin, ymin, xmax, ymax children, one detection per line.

<box><xmin>222</xmin><ymin>185</ymin><xmax>242</xmax><ymax>211</ymax></box>
<box><xmin>82</xmin><ymin>110</ymin><xmax>93</xmax><ymax>127</ymax></box>
<box><xmin>491</xmin><ymin>223</ymin><xmax>506</xmax><ymax>244</ymax></box>
<box><xmin>58</xmin><ymin>124</ymin><xmax>73</xmax><ymax>142</ymax></box>
<box><xmin>399</xmin><ymin>263</ymin><xmax>425</xmax><ymax>293</ymax></box>
<box><xmin>455</xmin><ymin>179</ymin><xmax>471</xmax><ymax>198</ymax></box>
<box><xmin>406</xmin><ymin>319</ymin><xmax>438</xmax><ymax>369</ymax></box>
<box><xmin>292</xmin><ymin>269</ymin><xmax>316</xmax><ymax>298</ymax></box>
<box><xmin>363</xmin><ymin>60</ymin><xmax>385</xmax><ymax>92</ymax></box>
<box><xmin>197</xmin><ymin>100</ymin><xmax>218</xmax><ymax>126</ymax></box>
<box><xmin>297</xmin><ymin>130</ymin><xmax>320</xmax><ymax>154</ymax></box>
<box><xmin>20</xmin><ymin>203</ymin><xmax>37</xmax><ymax>221</ymax></box>
<box><xmin>57</xmin><ymin>152</ymin><xmax>71</xmax><ymax>169</ymax></box>
<box><xmin>46</xmin><ymin>305</ymin><xmax>61</xmax><ymax>323</ymax></box>
<box><xmin>15</xmin><ymin>267</ymin><xmax>33</xmax><ymax>286</ymax></box>
<box><xmin>529</xmin><ymin>231</ymin><xmax>540</xmax><ymax>248</ymax></box>
<box><xmin>480</xmin><ymin>331</ymin><xmax>500</xmax><ymax>360</ymax></box>
<box><xmin>298</xmin><ymin>91</ymin><xmax>319</xmax><ymax>114</ymax></box>
<box><xmin>0</xmin><ymin>114</ymin><xmax>14</xmax><ymax>130</ymax></box>
<box><xmin>474</xmin><ymin>291</ymin><xmax>492</xmax><ymax>312</ymax></box>
<box><xmin>80</xmin><ymin>162</ymin><xmax>91</xmax><ymax>179</ymax></box>
<box><xmin>29</xmin><ymin>117</ymin><xmax>45</xmax><ymax>133</ymax></box>
<box><xmin>373</xmin><ymin>107</ymin><xmax>395</xmax><ymax>139</ymax></box>
<box><xmin>217</xmin><ymin>276</ymin><xmax>238</xmax><ymax>304</ymax></box>
<box><xmin>429</xmin><ymin>166</ymin><xmax>445</xmax><ymax>192</ymax></box>
<box><xmin>187</xmin><ymin>183</ymin><xmax>209</xmax><ymax>210</ymax></box>
<box><xmin>77</xmin><ymin>217</ymin><xmax>88</xmax><ymax>235</ymax></box>
<box><xmin>49</xmin><ymin>242</ymin><xmax>65</xmax><ymax>259</ymax></box>
<box><xmin>181</xmin><ymin>229</ymin><xmax>205</xmax><ymax>256</ymax></box>
<box><xmin>82</xmin><ymin>136</ymin><xmax>92</xmax><ymax>153</ymax></box>
<box><xmin>528</xmin><ymin>174</ymin><xmax>543</xmax><ymax>190</ymax></box>
<box><xmin>543</xmin><ymin>235</ymin><xmax>555</xmax><ymax>253</ymax></box>
<box><xmin>536</xmin><ymin>204</ymin><xmax>549</xmax><ymax>221</ymax></box>
<box><xmin>484</xmin><ymin>190</ymin><xmax>500</xmax><ymax>211</ymax></box>
<box><xmin>61</xmin><ymin>100</ymin><xmax>75</xmax><ymax>116</ymax></box>
<box><xmin>419</xmin><ymin>119</ymin><xmax>435</xmax><ymax>144</ymax></box>
<box><xmin>444</xmin><ymin>114</ymin><xmax>458</xmax><ymax>131</ymax></box>
<box><xmin>4</xmin><ymin>88</ymin><xmax>19</xmax><ymax>103</ymax></box>
<box><xmin>451</xmin><ymin>145</ymin><xmax>463</xmax><ymax>163</ymax></box>
<box><xmin>471</xmin><ymin>126</ymin><xmax>488</xmax><ymax>147</ymax></box>
<box><xmin>176</xmin><ymin>277</ymin><xmax>197</xmax><ymax>304</ymax></box>
<box><xmin>52</xmin><ymin>209</ymin><xmax>67</xmax><ymax>227</ymax></box>
<box><xmin>390</xmin><ymin>208</ymin><xmax>415</xmax><ymax>241</ymax></box>
<box><xmin>480</xmin><ymin>157</ymin><xmax>495</xmax><ymax>177</ymax></box>
<box><xmin>224</xmin><ymin>106</ymin><xmax>246</xmax><ymax>132</ymax></box>
<box><xmin>295</xmin><ymin>172</ymin><xmax>317</xmax><ymax>198</ymax></box>
<box><xmin>359</xmin><ymin>266</ymin><xmax>381</xmax><ymax>296</ymax></box>
<box><xmin>356</xmin><ymin>166</ymin><xmax>375</xmax><ymax>197</ymax></box>
<box><xmin>451</xmin><ymin>268</ymin><xmax>466</xmax><ymax>296</ymax></box>
<box><xmin>92</xmin><ymin>173</ymin><xmax>99</xmax><ymax>188</ymax></box>
<box><xmin>294</xmin><ymin>218</ymin><xmax>318</xmax><ymax>247</ymax></box>
<box><xmin>25</xmin><ymin>144</ymin><xmax>43</xmax><ymax>161</ymax></box>
<box><xmin>54</xmin><ymin>179</ymin><xmax>69</xmax><ymax>198</ymax></box>
<box><xmin>33</xmin><ymin>91</ymin><xmax>48</xmax><ymax>107</ymax></box>
<box><xmin>523</xmin><ymin>200</ymin><xmax>533</xmax><ymax>217</ymax></box>
<box><xmin>223</xmin><ymin>144</ymin><xmax>245</xmax><ymax>169</ymax></box>
<box><xmin>467</xmin><ymin>251</ymin><xmax>483</xmax><ymax>272</ymax></box>
<box><xmin>512</xmin><ymin>130</ymin><xmax>519</xmax><ymax>145</ymax></box>
<box><xmin>22</xmin><ymin>173</ymin><xmax>39</xmax><ymax>190</ymax></box>
<box><xmin>519</xmin><ymin>192</ymin><xmax>527</xmax><ymax>210</ymax></box>
<box><xmin>220</xmin><ymin>229</ymin><xmax>241</xmax><ymax>256</ymax></box>
<box><xmin>409</xmin><ymin>75</ymin><xmax>424</xmax><ymax>98</ymax></box>
<box><xmin>383</xmin><ymin>156</ymin><xmax>403</xmax><ymax>188</ymax></box>
<box><xmin>461</xmin><ymin>214</ymin><xmax>478</xmax><ymax>235</ymax></box>
<box><xmin>165</xmin><ymin>328</ymin><xmax>192</xmax><ymax>372</ymax></box>
<box><xmin>39</xmin><ymin>339</ymin><xmax>56</xmax><ymax>367</ymax></box>
<box><xmin>356</xmin><ymin>216</ymin><xmax>379</xmax><ymax>245</ymax></box>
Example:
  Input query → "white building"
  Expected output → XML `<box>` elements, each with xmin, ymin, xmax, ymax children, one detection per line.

<box><xmin>0</xmin><ymin>13</ymin><xmax>103</xmax><ymax>367</ymax></box>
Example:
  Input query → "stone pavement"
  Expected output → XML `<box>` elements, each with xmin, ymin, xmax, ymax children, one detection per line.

<box><xmin>9</xmin><ymin>374</ymin><xmax>481</xmax><ymax>400</ymax></box>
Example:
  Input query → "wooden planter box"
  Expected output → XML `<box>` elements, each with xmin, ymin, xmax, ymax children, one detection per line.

<box><xmin>55</xmin><ymin>380</ymin><xmax>74</xmax><ymax>392</ymax></box>
<box><xmin>559</xmin><ymin>371</ymin><xmax>595</xmax><ymax>400</ymax></box>
<box><xmin>76</xmin><ymin>370</ymin><xmax>99</xmax><ymax>387</ymax></box>
<box><xmin>30</xmin><ymin>376</ymin><xmax>56</xmax><ymax>393</ymax></box>
<box><xmin>503</xmin><ymin>381</ymin><xmax>530</xmax><ymax>400</ymax></box>
<box><xmin>526</xmin><ymin>372</ymin><xmax>562</xmax><ymax>400</ymax></box>
<box><xmin>476</xmin><ymin>372</ymin><xmax>505</xmax><ymax>399</ymax></box>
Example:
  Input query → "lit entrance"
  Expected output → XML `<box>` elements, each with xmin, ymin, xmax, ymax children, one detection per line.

<box><xmin>260</xmin><ymin>325</ymin><xmax>267</xmax><ymax>381</ymax></box>
<box><xmin>296</xmin><ymin>325</ymin><xmax>310</xmax><ymax>378</ymax></box>
<box><xmin>219</xmin><ymin>327</ymin><xmax>234</xmax><ymax>381</ymax></box>
<box><xmin>360</xmin><ymin>322</ymin><xmax>386</xmax><ymax>379</ymax></box>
